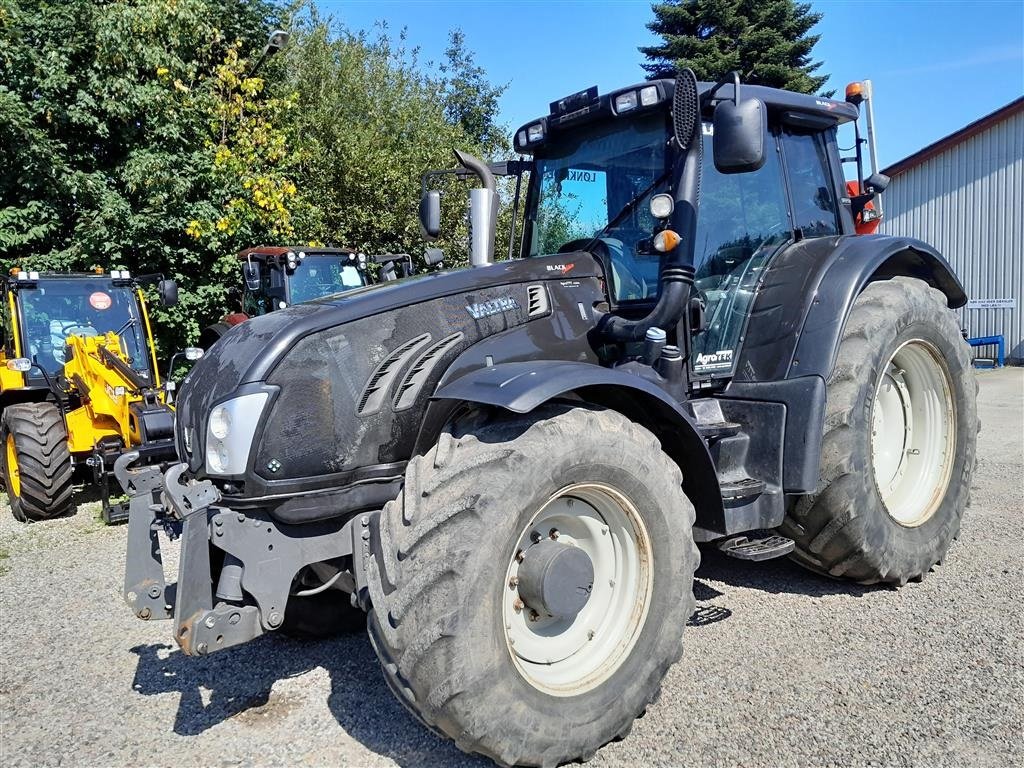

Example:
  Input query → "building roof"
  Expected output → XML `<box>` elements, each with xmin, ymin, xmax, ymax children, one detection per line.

<box><xmin>882</xmin><ymin>96</ymin><xmax>1024</xmax><ymax>177</ymax></box>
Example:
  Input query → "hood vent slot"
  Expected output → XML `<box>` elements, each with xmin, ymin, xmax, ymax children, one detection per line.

<box><xmin>527</xmin><ymin>284</ymin><xmax>549</xmax><ymax>317</ymax></box>
<box><xmin>393</xmin><ymin>332</ymin><xmax>465</xmax><ymax>411</ymax></box>
<box><xmin>358</xmin><ymin>333</ymin><xmax>432</xmax><ymax>416</ymax></box>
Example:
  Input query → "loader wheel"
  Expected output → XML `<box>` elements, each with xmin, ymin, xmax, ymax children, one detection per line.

<box><xmin>366</xmin><ymin>405</ymin><xmax>698</xmax><ymax>766</ymax></box>
<box><xmin>279</xmin><ymin>591</ymin><xmax>366</xmax><ymax>639</ymax></box>
<box><xmin>1</xmin><ymin>403</ymin><xmax>75</xmax><ymax>522</ymax></box>
<box><xmin>782</xmin><ymin>277</ymin><xmax>978</xmax><ymax>585</ymax></box>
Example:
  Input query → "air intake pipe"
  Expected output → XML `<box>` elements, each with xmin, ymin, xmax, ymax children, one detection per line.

<box><xmin>454</xmin><ymin>149</ymin><xmax>498</xmax><ymax>267</ymax></box>
<box><xmin>599</xmin><ymin>69</ymin><xmax>701</xmax><ymax>343</ymax></box>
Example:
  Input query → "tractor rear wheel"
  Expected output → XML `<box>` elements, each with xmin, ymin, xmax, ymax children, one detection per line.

<box><xmin>781</xmin><ymin>277</ymin><xmax>978</xmax><ymax>585</ymax></box>
<box><xmin>1</xmin><ymin>403</ymin><xmax>75</xmax><ymax>522</ymax></box>
<box><xmin>365</xmin><ymin>405</ymin><xmax>698</xmax><ymax>766</ymax></box>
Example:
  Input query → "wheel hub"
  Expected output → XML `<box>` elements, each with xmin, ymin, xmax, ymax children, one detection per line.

<box><xmin>502</xmin><ymin>484</ymin><xmax>653</xmax><ymax>696</ymax></box>
<box><xmin>516</xmin><ymin>539</ymin><xmax>594</xmax><ymax>619</ymax></box>
<box><xmin>870</xmin><ymin>339</ymin><xmax>956</xmax><ymax>527</ymax></box>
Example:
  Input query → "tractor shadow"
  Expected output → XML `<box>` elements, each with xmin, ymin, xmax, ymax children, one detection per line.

<box><xmin>127</xmin><ymin>552</ymin><xmax>877</xmax><ymax>763</ymax></box>
<box><xmin>695</xmin><ymin>546</ymin><xmax>875</xmax><ymax>597</ymax></box>
<box><xmin>687</xmin><ymin>547</ymin><xmax>877</xmax><ymax>629</ymax></box>
<box><xmin>129</xmin><ymin>635</ymin><xmax>484</xmax><ymax>768</ymax></box>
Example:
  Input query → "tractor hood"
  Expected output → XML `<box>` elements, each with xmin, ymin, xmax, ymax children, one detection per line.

<box><xmin>175</xmin><ymin>254</ymin><xmax>605</xmax><ymax>498</ymax></box>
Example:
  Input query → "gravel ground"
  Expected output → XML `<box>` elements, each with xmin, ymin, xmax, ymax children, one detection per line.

<box><xmin>1</xmin><ymin>367</ymin><xmax>1021</xmax><ymax>768</ymax></box>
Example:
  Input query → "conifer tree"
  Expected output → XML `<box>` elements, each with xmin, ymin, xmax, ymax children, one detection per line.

<box><xmin>640</xmin><ymin>0</ymin><xmax>832</xmax><ymax>95</ymax></box>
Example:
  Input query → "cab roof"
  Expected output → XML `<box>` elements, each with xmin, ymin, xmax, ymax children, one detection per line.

<box><xmin>514</xmin><ymin>78</ymin><xmax>858</xmax><ymax>153</ymax></box>
<box><xmin>236</xmin><ymin>246</ymin><xmax>355</xmax><ymax>261</ymax></box>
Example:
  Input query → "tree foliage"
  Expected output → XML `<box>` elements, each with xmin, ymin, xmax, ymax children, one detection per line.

<box><xmin>0</xmin><ymin>0</ymin><xmax>278</xmax><ymax>351</ymax></box>
<box><xmin>640</xmin><ymin>0</ymin><xmax>831</xmax><ymax>96</ymax></box>
<box><xmin>0</xmin><ymin>1</ymin><xmax>509</xmax><ymax>356</ymax></box>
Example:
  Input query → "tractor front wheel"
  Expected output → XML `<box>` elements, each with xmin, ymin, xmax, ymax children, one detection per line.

<box><xmin>365</xmin><ymin>405</ymin><xmax>698</xmax><ymax>766</ymax></box>
<box><xmin>1</xmin><ymin>403</ymin><xmax>75</xmax><ymax>522</ymax></box>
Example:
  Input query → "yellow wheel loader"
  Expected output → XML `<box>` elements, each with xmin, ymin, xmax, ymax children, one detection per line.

<box><xmin>0</xmin><ymin>267</ymin><xmax>193</xmax><ymax>524</ymax></box>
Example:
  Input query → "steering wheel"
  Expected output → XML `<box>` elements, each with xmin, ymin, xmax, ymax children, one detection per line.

<box><xmin>558</xmin><ymin>236</ymin><xmax>651</xmax><ymax>301</ymax></box>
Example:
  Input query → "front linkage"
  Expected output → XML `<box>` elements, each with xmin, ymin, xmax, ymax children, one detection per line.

<box><xmin>119</xmin><ymin>455</ymin><xmax>378</xmax><ymax>656</ymax></box>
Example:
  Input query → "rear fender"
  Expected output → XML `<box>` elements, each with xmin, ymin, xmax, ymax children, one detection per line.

<box><xmin>430</xmin><ymin>361</ymin><xmax>726</xmax><ymax>533</ymax></box>
<box><xmin>734</xmin><ymin>234</ymin><xmax>966</xmax><ymax>384</ymax></box>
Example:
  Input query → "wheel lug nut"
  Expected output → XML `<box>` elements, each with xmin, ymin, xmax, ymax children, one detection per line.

<box><xmin>530</xmin><ymin>531</ymin><xmax>542</xmax><ymax>543</ymax></box>
<box><xmin>508</xmin><ymin>576</ymin><xmax>519</xmax><ymax>589</ymax></box>
<box><xmin>529</xmin><ymin>610</ymin><xmax>540</xmax><ymax>622</ymax></box>
<box><xmin>513</xmin><ymin>598</ymin><xmax>524</xmax><ymax>612</ymax></box>
<box><xmin>548</xmin><ymin>528</ymin><xmax>559</xmax><ymax>540</ymax></box>
<box><xmin>515</xmin><ymin>550</ymin><xmax>525</xmax><ymax>563</ymax></box>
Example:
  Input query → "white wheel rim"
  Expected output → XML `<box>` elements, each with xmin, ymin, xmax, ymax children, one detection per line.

<box><xmin>502</xmin><ymin>483</ymin><xmax>653</xmax><ymax>697</ymax></box>
<box><xmin>870</xmin><ymin>339</ymin><xmax>956</xmax><ymax>526</ymax></box>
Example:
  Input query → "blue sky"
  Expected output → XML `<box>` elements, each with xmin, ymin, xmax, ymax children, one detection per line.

<box><xmin>315</xmin><ymin>0</ymin><xmax>1024</xmax><ymax>169</ymax></box>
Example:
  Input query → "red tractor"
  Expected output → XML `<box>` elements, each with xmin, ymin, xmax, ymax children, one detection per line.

<box><xmin>199</xmin><ymin>246</ymin><xmax>371</xmax><ymax>349</ymax></box>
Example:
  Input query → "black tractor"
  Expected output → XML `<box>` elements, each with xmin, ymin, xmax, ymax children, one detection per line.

<box><xmin>120</xmin><ymin>71</ymin><xmax>977</xmax><ymax>766</ymax></box>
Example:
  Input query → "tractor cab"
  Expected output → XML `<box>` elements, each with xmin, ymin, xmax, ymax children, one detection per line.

<box><xmin>237</xmin><ymin>246</ymin><xmax>369</xmax><ymax>316</ymax></box>
<box><xmin>1</xmin><ymin>269</ymin><xmax>169</xmax><ymax>393</ymax></box>
<box><xmin>199</xmin><ymin>247</ymin><xmax>372</xmax><ymax>349</ymax></box>
<box><xmin>510</xmin><ymin>78</ymin><xmax>868</xmax><ymax>383</ymax></box>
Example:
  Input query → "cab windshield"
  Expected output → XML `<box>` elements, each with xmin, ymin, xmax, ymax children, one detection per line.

<box><xmin>17</xmin><ymin>279</ymin><xmax>149</xmax><ymax>378</ymax></box>
<box><xmin>525</xmin><ymin>114</ymin><xmax>669</xmax><ymax>302</ymax></box>
<box><xmin>288</xmin><ymin>256</ymin><xmax>366</xmax><ymax>304</ymax></box>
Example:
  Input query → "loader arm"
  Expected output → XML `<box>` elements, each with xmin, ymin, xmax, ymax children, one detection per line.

<box><xmin>61</xmin><ymin>333</ymin><xmax>170</xmax><ymax>454</ymax></box>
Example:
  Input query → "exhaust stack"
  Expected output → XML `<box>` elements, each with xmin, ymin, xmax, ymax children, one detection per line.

<box><xmin>454</xmin><ymin>149</ymin><xmax>497</xmax><ymax>267</ymax></box>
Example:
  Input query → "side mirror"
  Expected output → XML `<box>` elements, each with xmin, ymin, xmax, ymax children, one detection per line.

<box><xmin>158</xmin><ymin>279</ymin><xmax>178</xmax><ymax>307</ymax></box>
<box><xmin>712</xmin><ymin>97</ymin><xmax>767</xmax><ymax>174</ymax></box>
<box><xmin>242</xmin><ymin>261</ymin><xmax>261</xmax><ymax>291</ymax></box>
<box><xmin>419</xmin><ymin>190</ymin><xmax>441</xmax><ymax>241</ymax></box>
<box><xmin>865</xmin><ymin>172</ymin><xmax>890</xmax><ymax>193</ymax></box>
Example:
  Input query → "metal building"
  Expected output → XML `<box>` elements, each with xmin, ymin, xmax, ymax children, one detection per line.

<box><xmin>880</xmin><ymin>96</ymin><xmax>1023</xmax><ymax>363</ymax></box>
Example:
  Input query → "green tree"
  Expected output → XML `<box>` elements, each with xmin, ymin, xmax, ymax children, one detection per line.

<box><xmin>436</xmin><ymin>29</ymin><xmax>507</xmax><ymax>150</ymax></box>
<box><xmin>0</xmin><ymin>0</ymin><xmax>280</xmax><ymax>352</ymax></box>
<box><xmin>1</xmin><ymin>0</ymin><xmax>513</xmax><ymax>354</ymax></box>
<box><xmin>640</xmin><ymin>0</ymin><xmax>831</xmax><ymax>95</ymax></box>
<box><xmin>275</xmin><ymin>12</ymin><xmax>509</xmax><ymax>267</ymax></box>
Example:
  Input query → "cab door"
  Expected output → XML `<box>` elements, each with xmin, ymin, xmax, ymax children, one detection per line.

<box><xmin>690</xmin><ymin>127</ymin><xmax>791</xmax><ymax>381</ymax></box>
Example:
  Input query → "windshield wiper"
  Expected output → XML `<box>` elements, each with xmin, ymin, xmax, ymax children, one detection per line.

<box><xmin>579</xmin><ymin>168</ymin><xmax>671</xmax><ymax>255</ymax></box>
<box><xmin>113</xmin><ymin>317</ymin><xmax>137</xmax><ymax>337</ymax></box>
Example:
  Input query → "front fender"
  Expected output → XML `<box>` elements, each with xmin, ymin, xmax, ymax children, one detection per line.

<box><xmin>433</xmin><ymin>360</ymin><xmax>726</xmax><ymax>533</ymax></box>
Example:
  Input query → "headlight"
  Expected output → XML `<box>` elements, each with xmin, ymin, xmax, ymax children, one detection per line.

<box><xmin>649</xmin><ymin>193</ymin><xmax>675</xmax><ymax>219</ymax></box>
<box><xmin>210</xmin><ymin>405</ymin><xmax>231</xmax><ymax>439</ymax></box>
<box><xmin>204</xmin><ymin>392</ymin><xmax>269</xmax><ymax>476</ymax></box>
<box><xmin>614</xmin><ymin>90</ymin><xmax>638</xmax><ymax>113</ymax></box>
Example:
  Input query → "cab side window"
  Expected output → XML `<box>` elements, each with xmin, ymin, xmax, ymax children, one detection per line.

<box><xmin>781</xmin><ymin>129</ymin><xmax>840</xmax><ymax>237</ymax></box>
<box><xmin>691</xmin><ymin>128</ymin><xmax>790</xmax><ymax>376</ymax></box>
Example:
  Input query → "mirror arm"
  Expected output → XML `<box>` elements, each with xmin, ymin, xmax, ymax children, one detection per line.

<box><xmin>702</xmin><ymin>70</ymin><xmax>742</xmax><ymax>108</ymax></box>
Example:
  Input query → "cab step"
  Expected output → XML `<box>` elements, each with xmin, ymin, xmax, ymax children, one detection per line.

<box><xmin>697</xmin><ymin>420</ymin><xmax>741</xmax><ymax>440</ymax></box>
<box><xmin>717</xmin><ymin>533</ymin><xmax>795</xmax><ymax>561</ymax></box>
<box><xmin>719</xmin><ymin>476</ymin><xmax>765</xmax><ymax>502</ymax></box>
